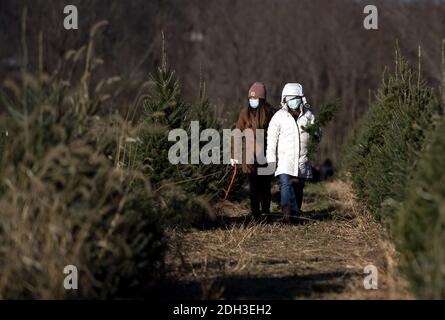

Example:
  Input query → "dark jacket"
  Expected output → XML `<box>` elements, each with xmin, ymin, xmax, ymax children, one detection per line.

<box><xmin>232</xmin><ymin>102</ymin><xmax>275</xmax><ymax>174</ymax></box>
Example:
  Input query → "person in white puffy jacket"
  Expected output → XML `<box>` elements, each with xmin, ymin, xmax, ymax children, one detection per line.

<box><xmin>265</xmin><ymin>83</ymin><xmax>315</xmax><ymax>220</ymax></box>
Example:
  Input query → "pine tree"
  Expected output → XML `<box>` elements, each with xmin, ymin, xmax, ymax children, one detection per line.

<box><xmin>134</xmin><ymin>59</ymin><xmax>233</xmax><ymax>226</ymax></box>
<box><xmin>303</xmin><ymin>102</ymin><xmax>338</xmax><ymax>162</ymax></box>
<box><xmin>136</xmin><ymin>63</ymin><xmax>190</xmax><ymax>187</ymax></box>
<box><xmin>342</xmin><ymin>48</ymin><xmax>441</xmax><ymax>219</ymax></box>
<box><xmin>395</xmin><ymin>115</ymin><xmax>445</xmax><ymax>299</ymax></box>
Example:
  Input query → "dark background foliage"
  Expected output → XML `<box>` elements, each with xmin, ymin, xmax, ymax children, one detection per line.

<box><xmin>2</xmin><ymin>0</ymin><xmax>445</xmax><ymax>163</ymax></box>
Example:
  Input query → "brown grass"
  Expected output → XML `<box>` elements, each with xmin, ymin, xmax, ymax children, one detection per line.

<box><xmin>159</xmin><ymin>179</ymin><xmax>413</xmax><ymax>300</ymax></box>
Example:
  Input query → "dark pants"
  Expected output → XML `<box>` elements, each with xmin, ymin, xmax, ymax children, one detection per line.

<box><xmin>279</xmin><ymin>174</ymin><xmax>306</xmax><ymax>212</ymax></box>
<box><xmin>248</xmin><ymin>174</ymin><xmax>272</xmax><ymax>216</ymax></box>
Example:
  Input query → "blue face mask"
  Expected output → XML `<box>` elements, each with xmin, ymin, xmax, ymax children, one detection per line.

<box><xmin>249</xmin><ymin>98</ymin><xmax>260</xmax><ymax>109</ymax></box>
<box><xmin>287</xmin><ymin>98</ymin><xmax>302</xmax><ymax>110</ymax></box>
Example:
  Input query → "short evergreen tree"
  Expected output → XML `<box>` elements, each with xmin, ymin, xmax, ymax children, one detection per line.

<box><xmin>342</xmin><ymin>49</ymin><xmax>441</xmax><ymax>220</ymax></box>
<box><xmin>0</xmin><ymin>72</ymin><xmax>166</xmax><ymax>298</ymax></box>
<box><xmin>134</xmin><ymin>61</ymin><xmax>235</xmax><ymax>226</ymax></box>
<box><xmin>303</xmin><ymin>102</ymin><xmax>338</xmax><ymax>162</ymax></box>
<box><xmin>136</xmin><ymin>63</ymin><xmax>190</xmax><ymax>187</ymax></box>
<box><xmin>395</xmin><ymin>115</ymin><xmax>445</xmax><ymax>299</ymax></box>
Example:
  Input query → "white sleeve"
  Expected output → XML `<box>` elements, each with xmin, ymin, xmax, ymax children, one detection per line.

<box><xmin>310</xmin><ymin>110</ymin><xmax>316</xmax><ymax>125</ymax></box>
<box><xmin>266</xmin><ymin>114</ymin><xmax>280</xmax><ymax>163</ymax></box>
<box><xmin>309</xmin><ymin>110</ymin><xmax>320</xmax><ymax>137</ymax></box>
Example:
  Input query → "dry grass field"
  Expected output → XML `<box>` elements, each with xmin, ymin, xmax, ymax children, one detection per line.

<box><xmin>148</xmin><ymin>180</ymin><xmax>413</xmax><ymax>300</ymax></box>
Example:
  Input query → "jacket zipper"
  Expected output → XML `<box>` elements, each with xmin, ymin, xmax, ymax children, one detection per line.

<box><xmin>285</xmin><ymin>106</ymin><xmax>304</xmax><ymax>175</ymax></box>
<box><xmin>290</xmin><ymin>110</ymin><xmax>303</xmax><ymax>175</ymax></box>
<box><xmin>296</xmin><ymin>119</ymin><xmax>301</xmax><ymax>175</ymax></box>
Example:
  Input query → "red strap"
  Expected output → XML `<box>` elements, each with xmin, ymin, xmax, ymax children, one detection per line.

<box><xmin>217</xmin><ymin>165</ymin><xmax>237</xmax><ymax>212</ymax></box>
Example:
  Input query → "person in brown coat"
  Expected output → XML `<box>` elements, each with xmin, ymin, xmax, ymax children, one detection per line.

<box><xmin>231</xmin><ymin>82</ymin><xmax>275</xmax><ymax>218</ymax></box>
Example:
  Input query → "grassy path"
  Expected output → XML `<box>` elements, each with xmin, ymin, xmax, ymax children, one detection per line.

<box><xmin>157</xmin><ymin>180</ymin><xmax>412</xmax><ymax>299</ymax></box>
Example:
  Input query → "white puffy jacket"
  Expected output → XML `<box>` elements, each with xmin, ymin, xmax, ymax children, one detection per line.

<box><xmin>266</xmin><ymin>105</ymin><xmax>315</xmax><ymax>178</ymax></box>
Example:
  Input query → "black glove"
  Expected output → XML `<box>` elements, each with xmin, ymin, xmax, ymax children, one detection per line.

<box><xmin>258</xmin><ymin>162</ymin><xmax>276</xmax><ymax>176</ymax></box>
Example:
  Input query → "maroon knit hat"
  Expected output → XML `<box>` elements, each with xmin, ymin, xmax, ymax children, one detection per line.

<box><xmin>248</xmin><ymin>82</ymin><xmax>266</xmax><ymax>99</ymax></box>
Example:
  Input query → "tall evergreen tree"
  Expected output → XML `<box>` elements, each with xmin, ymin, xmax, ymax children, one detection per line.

<box><xmin>342</xmin><ymin>49</ymin><xmax>441</xmax><ymax>219</ymax></box>
<box><xmin>395</xmin><ymin>115</ymin><xmax>445</xmax><ymax>299</ymax></box>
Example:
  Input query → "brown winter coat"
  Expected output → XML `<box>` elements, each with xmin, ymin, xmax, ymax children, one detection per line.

<box><xmin>232</xmin><ymin>102</ymin><xmax>275</xmax><ymax>174</ymax></box>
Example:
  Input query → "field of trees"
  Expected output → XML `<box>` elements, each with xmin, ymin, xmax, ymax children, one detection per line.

<box><xmin>0</xmin><ymin>0</ymin><xmax>445</xmax><ymax>299</ymax></box>
<box><xmin>3</xmin><ymin>0</ymin><xmax>445</xmax><ymax>163</ymax></box>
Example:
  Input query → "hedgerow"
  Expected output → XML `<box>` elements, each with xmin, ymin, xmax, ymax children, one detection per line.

<box><xmin>0</xmin><ymin>21</ymin><xmax>227</xmax><ymax>298</ymax></box>
<box><xmin>341</xmin><ymin>49</ymin><xmax>441</xmax><ymax>220</ymax></box>
<box><xmin>395</xmin><ymin>115</ymin><xmax>445</xmax><ymax>299</ymax></box>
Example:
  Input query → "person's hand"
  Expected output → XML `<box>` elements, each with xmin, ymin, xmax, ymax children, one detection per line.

<box><xmin>258</xmin><ymin>162</ymin><xmax>276</xmax><ymax>176</ymax></box>
<box><xmin>230</xmin><ymin>159</ymin><xmax>239</xmax><ymax>167</ymax></box>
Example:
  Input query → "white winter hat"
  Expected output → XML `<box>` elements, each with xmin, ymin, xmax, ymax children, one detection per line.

<box><xmin>281</xmin><ymin>83</ymin><xmax>304</xmax><ymax>102</ymax></box>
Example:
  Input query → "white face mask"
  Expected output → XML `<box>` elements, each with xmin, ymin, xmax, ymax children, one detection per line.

<box><xmin>287</xmin><ymin>98</ymin><xmax>302</xmax><ymax>110</ymax></box>
<box><xmin>284</xmin><ymin>96</ymin><xmax>303</xmax><ymax>109</ymax></box>
<box><xmin>249</xmin><ymin>98</ymin><xmax>260</xmax><ymax>109</ymax></box>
